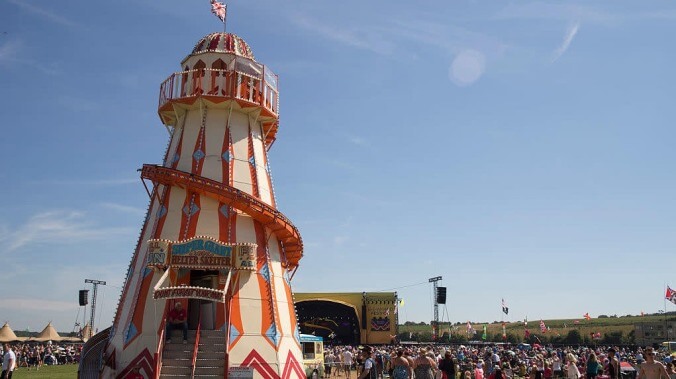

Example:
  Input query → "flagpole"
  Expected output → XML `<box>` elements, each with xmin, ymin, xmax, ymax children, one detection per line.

<box><xmin>665</xmin><ymin>282</ymin><xmax>669</xmax><ymax>341</ymax></box>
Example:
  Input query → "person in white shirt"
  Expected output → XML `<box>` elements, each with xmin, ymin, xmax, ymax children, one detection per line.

<box><xmin>343</xmin><ymin>349</ymin><xmax>354</xmax><ymax>378</ymax></box>
<box><xmin>1</xmin><ymin>343</ymin><xmax>16</xmax><ymax>379</ymax></box>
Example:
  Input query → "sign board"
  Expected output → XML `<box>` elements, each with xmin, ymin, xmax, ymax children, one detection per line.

<box><xmin>153</xmin><ymin>286</ymin><xmax>225</xmax><ymax>302</ymax></box>
<box><xmin>146</xmin><ymin>237</ymin><xmax>256</xmax><ymax>270</ymax></box>
<box><xmin>229</xmin><ymin>366</ymin><xmax>254</xmax><ymax>378</ymax></box>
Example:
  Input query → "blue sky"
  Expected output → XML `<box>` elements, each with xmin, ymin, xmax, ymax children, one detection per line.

<box><xmin>1</xmin><ymin>0</ymin><xmax>675</xmax><ymax>334</ymax></box>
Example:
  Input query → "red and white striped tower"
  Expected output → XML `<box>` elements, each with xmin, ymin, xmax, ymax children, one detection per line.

<box><xmin>98</xmin><ymin>29</ymin><xmax>305</xmax><ymax>378</ymax></box>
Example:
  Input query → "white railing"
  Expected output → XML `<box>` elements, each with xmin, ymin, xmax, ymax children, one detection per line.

<box><xmin>159</xmin><ymin>67</ymin><xmax>279</xmax><ymax>117</ymax></box>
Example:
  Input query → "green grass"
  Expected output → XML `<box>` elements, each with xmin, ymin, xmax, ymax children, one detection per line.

<box><xmin>11</xmin><ymin>364</ymin><xmax>79</xmax><ymax>379</ymax></box>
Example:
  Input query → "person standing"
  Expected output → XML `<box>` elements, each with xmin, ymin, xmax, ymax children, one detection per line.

<box><xmin>414</xmin><ymin>348</ymin><xmax>437</xmax><ymax>379</ymax></box>
<box><xmin>439</xmin><ymin>351</ymin><xmax>456</xmax><ymax>379</ymax></box>
<box><xmin>391</xmin><ymin>349</ymin><xmax>411</xmax><ymax>379</ymax></box>
<box><xmin>637</xmin><ymin>347</ymin><xmax>670</xmax><ymax>379</ymax></box>
<box><xmin>566</xmin><ymin>353</ymin><xmax>580</xmax><ymax>379</ymax></box>
<box><xmin>586</xmin><ymin>353</ymin><xmax>601</xmax><ymax>379</ymax></box>
<box><xmin>1</xmin><ymin>343</ymin><xmax>16</xmax><ymax>379</ymax></box>
<box><xmin>325</xmin><ymin>349</ymin><xmax>335</xmax><ymax>378</ymax></box>
<box><xmin>358</xmin><ymin>346</ymin><xmax>377</xmax><ymax>379</ymax></box>
<box><xmin>343</xmin><ymin>348</ymin><xmax>354</xmax><ymax>378</ymax></box>
<box><xmin>165</xmin><ymin>302</ymin><xmax>188</xmax><ymax>344</ymax></box>
<box><xmin>607</xmin><ymin>348</ymin><xmax>620</xmax><ymax>379</ymax></box>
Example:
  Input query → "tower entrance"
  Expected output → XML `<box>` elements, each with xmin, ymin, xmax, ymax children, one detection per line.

<box><xmin>188</xmin><ymin>269</ymin><xmax>220</xmax><ymax>330</ymax></box>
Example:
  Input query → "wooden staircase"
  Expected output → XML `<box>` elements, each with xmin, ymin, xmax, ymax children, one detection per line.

<box><xmin>160</xmin><ymin>329</ymin><xmax>226</xmax><ymax>378</ymax></box>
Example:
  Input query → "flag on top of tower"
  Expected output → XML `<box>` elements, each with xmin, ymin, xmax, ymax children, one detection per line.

<box><xmin>210</xmin><ymin>0</ymin><xmax>226</xmax><ymax>22</ymax></box>
<box><xmin>666</xmin><ymin>286</ymin><xmax>676</xmax><ymax>305</ymax></box>
<box><xmin>502</xmin><ymin>298</ymin><xmax>509</xmax><ymax>315</ymax></box>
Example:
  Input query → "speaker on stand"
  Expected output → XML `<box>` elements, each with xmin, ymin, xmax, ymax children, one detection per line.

<box><xmin>436</xmin><ymin>287</ymin><xmax>447</xmax><ymax>304</ymax></box>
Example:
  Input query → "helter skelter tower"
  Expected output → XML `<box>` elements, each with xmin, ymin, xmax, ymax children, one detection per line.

<box><xmin>97</xmin><ymin>22</ymin><xmax>305</xmax><ymax>379</ymax></box>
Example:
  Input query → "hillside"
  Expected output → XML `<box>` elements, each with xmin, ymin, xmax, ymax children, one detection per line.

<box><xmin>398</xmin><ymin>313</ymin><xmax>676</xmax><ymax>345</ymax></box>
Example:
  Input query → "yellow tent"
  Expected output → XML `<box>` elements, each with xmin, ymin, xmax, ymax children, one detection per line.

<box><xmin>0</xmin><ymin>323</ymin><xmax>23</xmax><ymax>342</ymax></box>
<box><xmin>29</xmin><ymin>322</ymin><xmax>62</xmax><ymax>342</ymax></box>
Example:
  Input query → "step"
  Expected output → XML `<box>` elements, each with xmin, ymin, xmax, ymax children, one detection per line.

<box><xmin>163</xmin><ymin>349</ymin><xmax>194</xmax><ymax>360</ymax></box>
<box><xmin>194</xmin><ymin>366</ymin><xmax>225</xmax><ymax>376</ymax></box>
<box><xmin>196</xmin><ymin>351</ymin><xmax>225</xmax><ymax>360</ymax></box>
<box><xmin>162</xmin><ymin>357</ymin><xmax>192</xmax><ymax>366</ymax></box>
<box><xmin>163</xmin><ymin>343</ymin><xmax>194</xmax><ymax>352</ymax></box>
<box><xmin>159</xmin><ymin>365</ymin><xmax>192</xmax><ymax>376</ymax></box>
<box><xmin>196</xmin><ymin>358</ymin><xmax>225</xmax><ymax>366</ymax></box>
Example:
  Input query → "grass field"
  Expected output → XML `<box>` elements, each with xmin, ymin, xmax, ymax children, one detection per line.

<box><xmin>11</xmin><ymin>364</ymin><xmax>79</xmax><ymax>379</ymax></box>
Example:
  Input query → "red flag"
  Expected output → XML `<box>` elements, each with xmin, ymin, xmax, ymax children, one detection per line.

<box><xmin>525</xmin><ymin>329</ymin><xmax>530</xmax><ymax>338</ymax></box>
<box><xmin>584</xmin><ymin>313</ymin><xmax>591</xmax><ymax>320</ymax></box>
<box><xmin>666</xmin><ymin>286</ymin><xmax>676</xmax><ymax>306</ymax></box>
<box><xmin>210</xmin><ymin>0</ymin><xmax>226</xmax><ymax>22</ymax></box>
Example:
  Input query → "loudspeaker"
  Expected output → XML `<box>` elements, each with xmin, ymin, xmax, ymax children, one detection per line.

<box><xmin>436</xmin><ymin>287</ymin><xmax>447</xmax><ymax>304</ymax></box>
<box><xmin>79</xmin><ymin>290</ymin><xmax>89</xmax><ymax>306</ymax></box>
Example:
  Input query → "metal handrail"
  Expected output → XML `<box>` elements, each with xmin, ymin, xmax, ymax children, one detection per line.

<box><xmin>191</xmin><ymin>308</ymin><xmax>202</xmax><ymax>379</ymax></box>
<box><xmin>159</xmin><ymin>68</ymin><xmax>279</xmax><ymax>117</ymax></box>
<box><xmin>154</xmin><ymin>317</ymin><xmax>166</xmax><ymax>379</ymax></box>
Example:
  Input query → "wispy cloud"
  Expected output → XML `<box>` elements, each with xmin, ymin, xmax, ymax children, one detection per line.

<box><xmin>347</xmin><ymin>135</ymin><xmax>368</xmax><ymax>147</ymax></box>
<box><xmin>0</xmin><ymin>39</ymin><xmax>20</xmax><ymax>64</ymax></box>
<box><xmin>2</xmin><ymin>210</ymin><xmax>134</xmax><ymax>251</ymax></box>
<box><xmin>289</xmin><ymin>12</ymin><xmax>395</xmax><ymax>55</ymax></box>
<box><xmin>551</xmin><ymin>22</ymin><xmax>580</xmax><ymax>62</ymax></box>
<box><xmin>30</xmin><ymin>178</ymin><xmax>139</xmax><ymax>186</ymax></box>
<box><xmin>8</xmin><ymin>0</ymin><xmax>77</xmax><ymax>27</ymax></box>
<box><xmin>57</xmin><ymin>95</ymin><xmax>103</xmax><ymax>112</ymax></box>
<box><xmin>494</xmin><ymin>3</ymin><xmax>617</xmax><ymax>25</ymax></box>
<box><xmin>3</xmin><ymin>298</ymin><xmax>77</xmax><ymax>312</ymax></box>
<box><xmin>100</xmin><ymin>202</ymin><xmax>146</xmax><ymax>216</ymax></box>
<box><xmin>0</xmin><ymin>38</ymin><xmax>61</xmax><ymax>75</ymax></box>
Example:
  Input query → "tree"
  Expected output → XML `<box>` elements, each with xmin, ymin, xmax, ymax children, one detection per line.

<box><xmin>563</xmin><ymin>329</ymin><xmax>582</xmax><ymax>345</ymax></box>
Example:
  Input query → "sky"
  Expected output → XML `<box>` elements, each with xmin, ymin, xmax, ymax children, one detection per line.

<box><xmin>1</xmin><ymin>0</ymin><xmax>676</xmax><ymax>334</ymax></box>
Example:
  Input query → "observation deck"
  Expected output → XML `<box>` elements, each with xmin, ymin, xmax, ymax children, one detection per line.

<box><xmin>158</xmin><ymin>58</ymin><xmax>280</xmax><ymax>146</ymax></box>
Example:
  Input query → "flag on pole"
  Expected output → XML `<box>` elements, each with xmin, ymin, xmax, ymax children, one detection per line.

<box><xmin>584</xmin><ymin>312</ymin><xmax>591</xmax><ymax>320</ymax></box>
<box><xmin>502</xmin><ymin>298</ymin><xmax>509</xmax><ymax>315</ymax></box>
<box><xmin>210</xmin><ymin>0</ymin><xmax>226</xmax><ymax>22</ymax></box>
<box><xmin>524</xmin><ymin>328</ymin><xmax>530</xmax><ymax>338</ymax></box>
<box><xmin>539</xmin><ymin>320</ymin><xmax>546</xmax><ymax>333</ymax></box>
<box><xmin>666</xmin><ymin>286</ymin><xmax>676</xmax><ymax>306</ymax></box>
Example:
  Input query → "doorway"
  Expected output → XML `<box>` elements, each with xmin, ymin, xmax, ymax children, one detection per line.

<box><xmin>188</xmin><ymin>270</ymin><xmax>219</xmax><ymax>330</ymax></box>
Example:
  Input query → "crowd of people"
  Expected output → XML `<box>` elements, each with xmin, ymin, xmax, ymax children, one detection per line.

<box><xmin>321</xmin><ymin>344</ymin><xmax>676</xmax><ymax>379</ymax></box>
<box><xmin>0</xmin><ymin>340</ymin><xmax>81</xmax><ymax>378</ymax></box>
